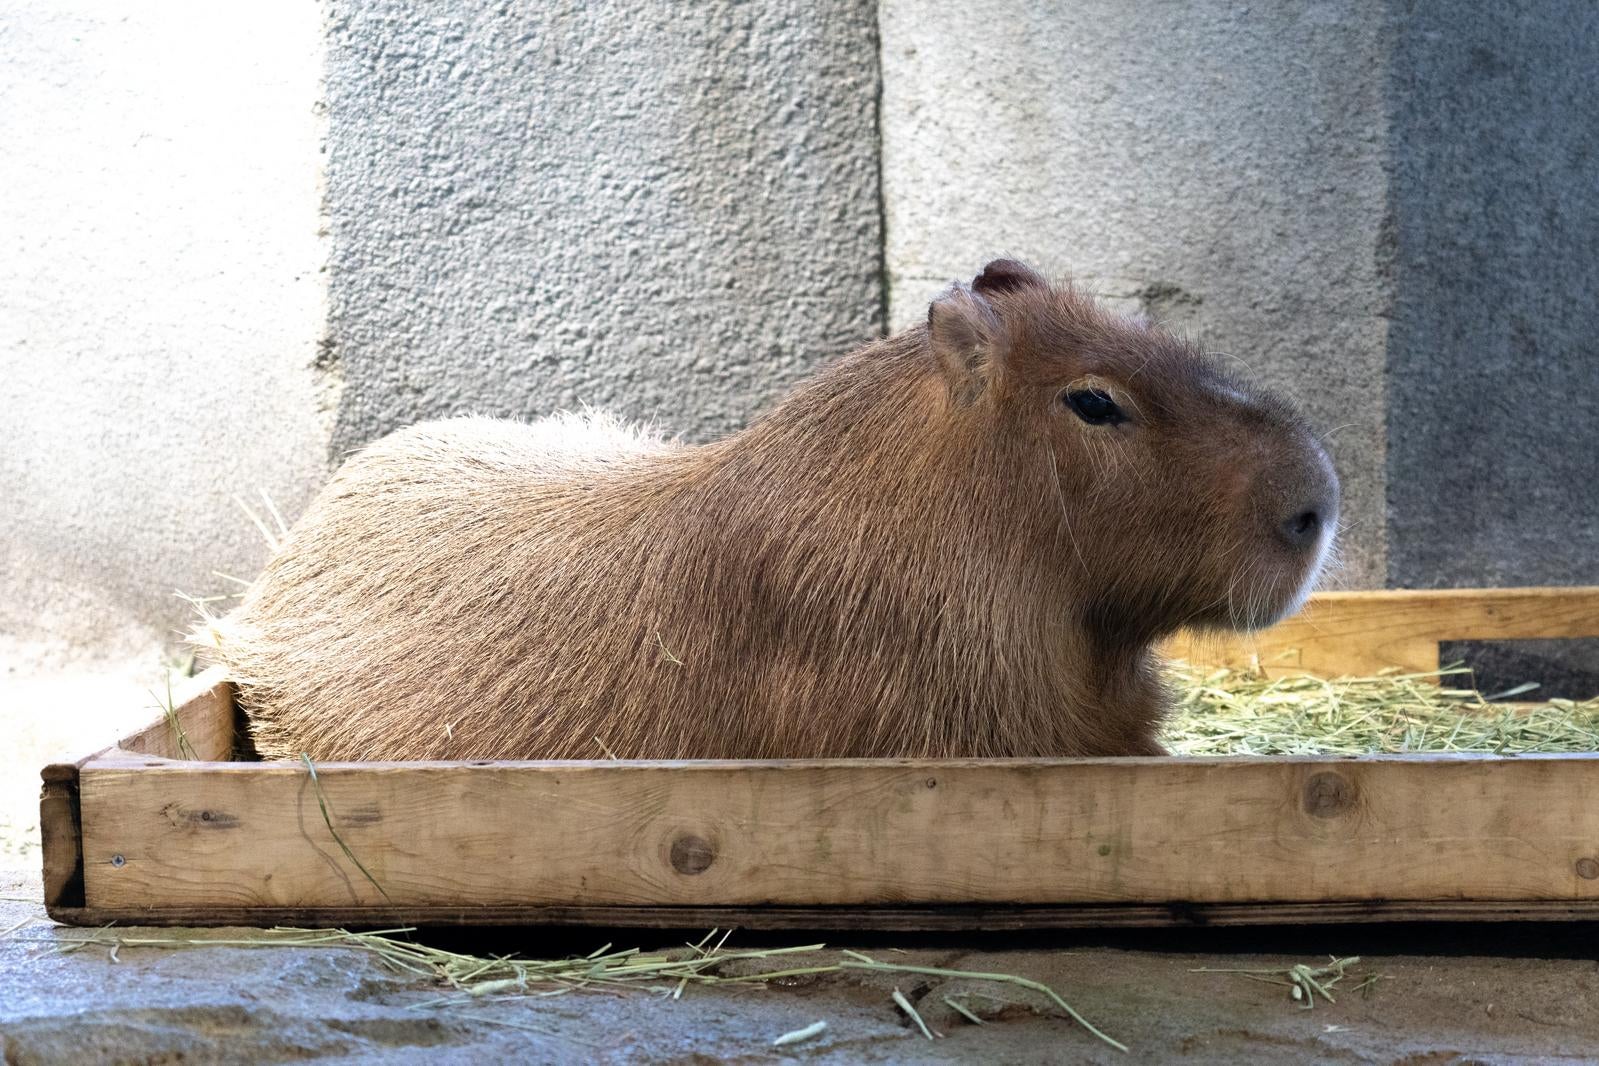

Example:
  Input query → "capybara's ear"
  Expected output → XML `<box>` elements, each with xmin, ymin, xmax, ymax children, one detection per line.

<box><xmin>928</xmin><ymin>283</ymin><xmax>1001</xmax><ymax>405</ymax></box>
<box><xmin>971</xmin><ymin>258</ymin><xmax>1049</xmax><ymax>298</ymax></box>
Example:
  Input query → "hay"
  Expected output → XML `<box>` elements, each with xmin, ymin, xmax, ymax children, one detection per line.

<box><xmin>892</xmin><ymin>986</ymin><xmax>935</xmax><ymax>1039</ymax></box>
<box><xmin>1190</xmin><ymin>955</ymin><xmax>1379</xmax><ymax>1009</ymax></box>
<box><xmin>150</xmin><ymin>673</ymin><xmax>198</xmax><ymax>761</ymax></box>
<box><xmin>772</xmin><ymin>1020</ymin><xmax>828</xmax><ymax>1046</ymax></box>
<box><xmin>299</xmin><ymin>754</ymin><xmax>391</xmax><ymax>902</ymax></box>
<box><xmin>943</xmin><ymin>995</ymin><xmax>987</xmax><ymax>1026</ymax></box>
<box><xmin>1162</xmin><ymin>660</ymin><xmax>1599</xmax><ymax>756</ymax></box>
<box><xmin>31</xmin><ymin>928</ymin><xmax>1127</xmax><ymax>1051</ymax></box>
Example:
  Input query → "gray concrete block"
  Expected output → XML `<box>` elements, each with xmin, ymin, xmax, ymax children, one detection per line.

<box><xmin>0</xmin><ymin>4</ymin><xmax>333</xmax><ymax>653</ymax></box>
<box><xmin>879</xmin><ymin>0</ymin><xmax>1392</xmax><ymax>587</ymax></box>
<box><xmin>322</xmin><ymin>0</ymin><xmax>884</xmax><ymax>455</ymax></box>
<box><xmin>1385</xmin><ymin>3</ymin><xmax>1599</xmax><ymax>589</ymax></box>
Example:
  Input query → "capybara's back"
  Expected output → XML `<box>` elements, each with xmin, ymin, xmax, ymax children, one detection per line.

<box><xmin>210</xmin><ymin>411</ymin><xmax>692</xmax><ymax>760</ymax></box>
<box><xmin>206</xmin><ymin>260</ymin><xmax>1338</xmax><ymax>761</ymax></box>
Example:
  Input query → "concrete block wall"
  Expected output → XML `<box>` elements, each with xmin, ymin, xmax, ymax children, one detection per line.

<box><xmin>1</xmin><ymin>2</ymin><xmax>333</xmax><ymax>666</ymax></box>
<box><xmin>880</xmin><ymin>0</ymin><xmax>1394</xmax><ymax>585</ymax></box>
<box><xmin>4</xmin><ymin>1</ymin><xmax>1595</xmax><ymax>667</ymax></box>
<box><xmin>879</xmin><ymin>0</ymin><xmax>1598</xmax><ymax>596</ymax></box>
<box><xmin>2</xmin><ymin>0</ymin><xmax>883</xmax><ymax>661</ymax></box>
<box><xmin>320</xmin><ymin>0</ymin><xmax>883</xmax><ymax>455</ymax></box>
<box><xmin>1385</xmin><ymin>3</ymin><xmax>1599</xmax><ymax>590</ymax></box>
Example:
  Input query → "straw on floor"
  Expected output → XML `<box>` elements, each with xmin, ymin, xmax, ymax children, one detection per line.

<box><xmin>1161</xmin><ymin>660</ymin><xmax>1599</xmax><ymax>757</ymax></box>
<box><xmin>30</xmin><ymin>926</ymin><xmax>1127</xmax><ymax>1051</ymax></box>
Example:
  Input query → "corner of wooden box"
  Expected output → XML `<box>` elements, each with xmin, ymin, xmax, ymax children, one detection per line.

<box><xmin>39</xmin><ymin>763</ymin><xmax>86</xmax><ymax>919</ymax></box>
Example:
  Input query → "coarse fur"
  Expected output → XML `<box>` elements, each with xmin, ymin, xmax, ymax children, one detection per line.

<box><xmin>204</xmin><ymin>261</ymin><xmax>1338</xmax><ymax>761</ymax></box>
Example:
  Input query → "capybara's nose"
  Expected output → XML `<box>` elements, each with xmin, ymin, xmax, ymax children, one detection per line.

<box><xmin>1278</xmin><ymin>506</ymin><xmax>1323</xmax><ymax>551</ymax></box>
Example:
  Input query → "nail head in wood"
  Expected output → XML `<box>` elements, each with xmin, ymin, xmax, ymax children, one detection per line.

<box><xmin>1576</xmin><ymin>858</ymin><xmax>1599</xmax><ymax>880</ymax></box>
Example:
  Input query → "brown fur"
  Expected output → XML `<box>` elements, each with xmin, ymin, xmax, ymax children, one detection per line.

<box><xmin>205</xmin><ymin>261</ymin><xmax>1338</xmax><ymax>761</ymax></box>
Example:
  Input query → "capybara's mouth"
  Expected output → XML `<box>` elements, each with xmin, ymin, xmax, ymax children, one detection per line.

<box><xmin>1187</xmin><ymin>531</ymin><xmax>1336</xmax><ymax>634</ymax></box>
<box><xmin>1231</xmin><ymin>532</ymin><xmax>1337</xmax><ymax>632</ymax></box>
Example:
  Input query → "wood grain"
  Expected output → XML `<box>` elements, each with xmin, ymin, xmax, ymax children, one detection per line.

<box><xmin>47</xmin><ymin>587</ymin><xmax>1599</xmax><ymax>927</ymax></box>
<box><xmin>41</xmin><ymin>667</ymin><xmax>233</xmax><ymax>912</ymax></box>
<box><xmin>115</xmin><ymin>667</ymin><xmax>236</xmax><ymax>761</ymax></box>
<box><xmin>78</xmin><ymin>754</ymin><xmax>1599</xmax><ymax>913</ymax></box>
<box><xmin>39</xmin><ymin>779</ymin><xmax>85</xmax><ymax>911</ymax></box>
<box><xmin>1163</xmin><ymin>586</ymin><xmax>1599</xmax><ymax>679</ymax></box>
<box><xmin>41</xmin><ymin>899</ymin><xmax>1599</xmax><ymax>930</ymax></box>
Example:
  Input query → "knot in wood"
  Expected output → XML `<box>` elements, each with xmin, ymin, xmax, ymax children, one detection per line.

<box><xmin>670</xmin><ymin>834</ymin><xmax>716</xmax><ymax>875</ymax></box>
<box><xmin>1302</xmin><ymin>771</ymin><xmax>1355</xmax><ymax>819</ymax></box>
<box><xmin>1576</xmin><ymin>857</ymin><xmax>1599</xmax><ymax>880</ymax></box>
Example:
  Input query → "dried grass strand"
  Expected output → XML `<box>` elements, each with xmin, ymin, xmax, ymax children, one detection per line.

<box><xmin>1162</xmin><ymin>660</ymin><xmax>1599</xmax><ymax>756</ymax></box>
<box><xmin>31</xmin><ymin>927</ymin><xmax>1125</xmax><ymax>1051</ymax></box>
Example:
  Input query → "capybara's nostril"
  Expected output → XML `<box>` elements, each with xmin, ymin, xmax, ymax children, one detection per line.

<box><xmin>1279</xmin><ymin>508</ymin><xmax>1322</xmax><ymax>550</ymax></box>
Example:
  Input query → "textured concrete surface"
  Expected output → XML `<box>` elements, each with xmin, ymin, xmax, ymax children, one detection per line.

<box><xmin>879</xmin><ymin>2</ymin><xmax>1599</xmax><ymax>598</ymax></box>
<box><xmin>321</xmin><ymin>0</ymin><xmax>883</xmax><ymax>456</ymax></box>
<box><xmin>9</xmin><ymin>1</ymin><xmax>1597</xmax><ymax>671</ymax></box>
<box><xmin>6</xmin><ymin>868</ymin><xmax>1599</xmax><ymax>1063</ymax></box>
<box><xmin>0</xmin><ymin>2</ymin><xmax>335</xmax><ymax>653</ymax></box>
<box><xmin>1385</xmin><ymin>3</ymin><xmax>1599</xmax><ymax>590</ymax></box>
<box><xmin>879</xmin><ymin>0</ymin><xmax>1394</xmax><ymax>588</ymax></box>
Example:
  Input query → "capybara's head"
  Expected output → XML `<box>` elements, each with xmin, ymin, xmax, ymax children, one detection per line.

<box><xmin>928</xmin><ymin>259</ymin><xmax>1338</xmax><ymax>638</ymax></box>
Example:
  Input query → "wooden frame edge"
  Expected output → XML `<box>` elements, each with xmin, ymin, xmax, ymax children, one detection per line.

<box><xmin>41</xmin><ymin>900</ymin><xmax>1599</xmax><ymax>931</ymax></box>
<box><xmin>39</xmin><ymin>766</ymin><xmax>85</xmax><ymax>916</ymax></box>
<box><xmin>1303</xmin><ymin>585</ymin><xmax>1599</xmax><ymax>608</ymax></box>
<box><xmin>41</xmin><ymin>666</ymin><xmax>234</xmax><ymax>918</ymax></box>
<box><xmin>1164</xmin><ymin>584</ymin><xmax>1599</xmax><ymax>677</ymax></box>
<box><xmin>40</xmin><ymin>587</ymin><xmax>1599</xmax><ymax>929</ymax></box>
<box><xmin>115</xmin><ymin>666</ymin><xmax>236</xmax><ymax>761</ymax></box>
<box><xmin>72</xmin><ymin>752</ymin><xmax>1599</xmax><ymax>920</ymax></box>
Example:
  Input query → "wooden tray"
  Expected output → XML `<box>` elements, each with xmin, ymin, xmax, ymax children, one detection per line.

<box><xmin>40</xmin><ymin>587</ymin><xmax>1599</xmax><ymax>929</ymax></box>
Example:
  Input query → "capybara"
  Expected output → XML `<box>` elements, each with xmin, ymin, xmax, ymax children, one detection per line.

<box><xmin>202</xmin><ymin>259</ymin><xmax>1338</xmax><ymax>761</ymax></box>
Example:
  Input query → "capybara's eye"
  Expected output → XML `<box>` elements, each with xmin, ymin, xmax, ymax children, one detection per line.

<box><xmin>1064</xmin><ymin>388</ymin><xmax>1127</xmax><ymax>426</ymax></box>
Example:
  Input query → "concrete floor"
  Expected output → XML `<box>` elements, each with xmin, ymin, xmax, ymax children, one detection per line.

<box><xmin>4</xmin><ymin>864</ymin><xmax>1599</xmax><ymax>1064</ymax></box>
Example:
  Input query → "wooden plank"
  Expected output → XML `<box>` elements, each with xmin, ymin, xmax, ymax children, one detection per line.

<box><xmin>41</xmin><ymin>668</ymin><xmax>234</xmax><ymax>918</ymax></box>
<box><xmin>115</xmin><ymin>667</ymin><xmax>236</xmax><ymax>761</ymax></box>
<box><xmin>78</xmin><ymin>754</ymin><xmax>1599</xmax><ymax>914</ymax></box>
<box><xmin>1165</xmin><ymin>586</ymin><xmax>1599</xmax><ymax>679</ymax></box>
<box><xmin>41</xmin><ymin>899</ymin><xmax>1599</xmax><ymax>930</ymax></box>
<box><xmin>39</xmin><ymin>778</ymin><xmax>85</xmax><ymax>913</ymax></box>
